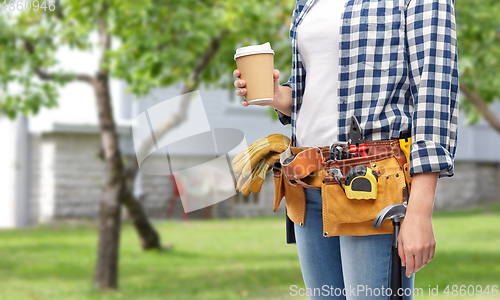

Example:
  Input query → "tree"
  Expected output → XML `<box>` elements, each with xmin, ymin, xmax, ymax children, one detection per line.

<box><xmin>455</xmin><ymin>0</ymin><xmax>500</xmax><ymax>133</ymax></box>
<box><xmin>0</xmin><ymin>0</ymin><xmax>293</xmax><ymax>290</ymax></box>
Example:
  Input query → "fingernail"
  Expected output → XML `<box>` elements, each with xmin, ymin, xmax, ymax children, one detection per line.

<box><xmin>240</xmin><ymin>80</ymin><xmax>243</xmax><ymax>87</ymax></box>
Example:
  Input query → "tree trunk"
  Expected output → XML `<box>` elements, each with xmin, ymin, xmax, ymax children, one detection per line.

<box><xmin>93</xmin><ymin>72</ymin><xmax>125</xmax><ymax>290</ymax></box>
<box><xmin>91</xmin><ymin>31</ymin><xmax>229</xmax><ymax>288</ymax></box>
<box><xmin>94</xmin><ymin>13</ymin><xmax>162</xmax><ymax>287</ymax></box>
<box><xmin>95</xmin><ymin>125</ymin><xmax>162</xmax><ymax>251</ymax></box>
<box><xmin>93</xmin><ymin>150</ymin><xmax>162</xmax><ymax>251</ymax></box>
<box><xmin>460</xmin><ymin>83</ymin><xmax>500</xmax><ymax>133</ymax></box>
<box><xmin>122</xmin><ymin>164</ymin><xmax>161</xmax><ymax>250</ymax></box>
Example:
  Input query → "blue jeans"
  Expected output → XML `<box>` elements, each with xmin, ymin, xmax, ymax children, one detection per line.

<box><xmin>294</xmin><ymin>188</ymin><xmax>414</xmax><ymax>299</ymax></box>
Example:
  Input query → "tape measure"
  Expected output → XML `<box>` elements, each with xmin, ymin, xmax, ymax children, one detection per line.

<box><xmin>344</xmin><ymin>165</ymin><xmax>378</xmax><ymax>200</ymax></box>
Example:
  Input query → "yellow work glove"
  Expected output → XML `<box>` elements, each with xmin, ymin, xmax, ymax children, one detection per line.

<box><xmin>232</xmin><ymin>134</ymin><xmax>290</xmax><ymax>177</ymax></box>
<box><xmin>236</xmin><ymin>152</ymin><xmax>281</xmax><ymax>196</ymax></box>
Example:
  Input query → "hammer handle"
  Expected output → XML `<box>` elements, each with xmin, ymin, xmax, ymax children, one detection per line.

<box><xmin>391</xmin><ymin>246</ymin><xmax>403</xmax><ymax>300</ymax></box>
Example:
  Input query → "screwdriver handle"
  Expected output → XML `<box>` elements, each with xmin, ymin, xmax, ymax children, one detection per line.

<box><xmin>349</xmin><ymin>145</ymin><xmax>358</xmax><ymax>155</ymax></box>
<box><xmin>359</xmin><ymin>143</ymin><xmax>369</xmax><ymax>157</ymax></box>
<box><xmin>349</xmin><ymin>144</ymin><xmax>369</xmax><ymax>157</ymax></box>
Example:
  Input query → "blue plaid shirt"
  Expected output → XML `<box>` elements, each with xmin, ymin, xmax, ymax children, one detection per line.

<box><xmin>276</xmin><ymin>0</ymin><xmax>459</xmax><ymax>178</ymax></box>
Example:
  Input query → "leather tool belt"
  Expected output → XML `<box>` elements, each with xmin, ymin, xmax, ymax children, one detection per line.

<box><xmin>279</xmin><ymin>139</ymin><xmax>410</xmax><ymax>190</ymax></box>
<box><xmin>272</xmin><ymin>139</ymin><xmax>412</xmax><ymax>236</ymax></box>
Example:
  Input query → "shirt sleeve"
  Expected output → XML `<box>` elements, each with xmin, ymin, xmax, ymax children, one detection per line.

<box><xmin>275</xmin><ymin>0</ymin><xmax>300</xmax><ymax>126</ymax></box>
<box><xmin>274</xmin><ymin>76</ymin><xmax>293</xmax><ymax>125</ymax></box>
<box><xmin>405</xmin><ymin>0</ymin><xmax>460</xmax><ymax>178</ymax></box>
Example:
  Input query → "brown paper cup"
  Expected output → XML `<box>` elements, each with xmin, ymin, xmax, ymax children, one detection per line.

<box><xmin>234</xmin><ymin>43</ymin><xmax>274</xmax><ymax>104</ymax></box>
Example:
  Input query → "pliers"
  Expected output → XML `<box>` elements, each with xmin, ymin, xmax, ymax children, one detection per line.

<box><xmin>348</xmin><ymin>116</ymin><xmax>369</xmax><ymax>157</ymax></box>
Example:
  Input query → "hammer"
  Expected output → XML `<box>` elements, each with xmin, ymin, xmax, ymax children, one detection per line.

<box><xmin>372</xmin><ymin>204</ymin><xmax>407</xmax><ymax>300</ymax></box>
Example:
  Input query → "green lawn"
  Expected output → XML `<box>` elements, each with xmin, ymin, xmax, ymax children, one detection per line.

<box><xmin>0</xmin><ymin>205</ymin><xmax>499</xmax><ymax>300</ymax></box>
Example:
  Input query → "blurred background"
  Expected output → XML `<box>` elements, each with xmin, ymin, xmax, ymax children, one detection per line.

<box><xmin>0</xmin><ymin>0</ymin><xmax>499</xmax><ymax>299</ymax></box>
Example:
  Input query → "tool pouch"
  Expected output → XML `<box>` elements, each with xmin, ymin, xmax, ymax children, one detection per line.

<box><xmin>273</xmin><ymin>162</ymin><xmax>306</xmax><ymax>226</ymax></box>
<box><xmin>322</xmin><ymin>156</ymin><xmax>407</xmax><ymax>227</ymax></box>
<box><xmin>272</xmin><ymin>139</ymin><xmax>412</xmax><ymax>235</ymax></box>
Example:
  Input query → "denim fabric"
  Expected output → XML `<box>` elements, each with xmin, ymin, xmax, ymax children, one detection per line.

<box><xmin>294</xmin><ymin>187</ymin><xmax>415</xmax><ymax>299</ymax></box>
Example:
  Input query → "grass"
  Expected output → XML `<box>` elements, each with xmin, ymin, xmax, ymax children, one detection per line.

<box><xmin>411</xmin><ymin>204</ymin><xmax>500</xmax><ymax>299</ymax></box>
<box><xmin>0</xmin><ymin>204</ymin><xmax>499</xmax><ymax>300</ymax></box>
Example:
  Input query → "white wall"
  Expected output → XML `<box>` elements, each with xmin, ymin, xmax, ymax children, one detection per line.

<box><xmin>0</xmin><ymin>114</ymin><xmax>30</xmax><ymax>228</ymax></box>
<box><xmin>454</xmin><ymin>102</ymin><xmax>500</xmax><ymax>162</ymax></box>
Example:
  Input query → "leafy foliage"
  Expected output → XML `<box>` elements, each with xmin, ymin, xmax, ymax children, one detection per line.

<box><xmin>109</xmin><ymin>0</ymin><xmax>293</xmax><ymax>95</ymax></box>
<box><xmin>455</xmin><ymin>0</ymin><xmax>500</xmax><ymax>124</ymax></box>
<box><xmin>0</xmin><ymin>0</ymin><xmax>293</xmax><ymax>117</ymax></box>
<box><xmin>5</xmin><ymin>0</ymin><xmax>499</xmax><ymax>126</ymax></box>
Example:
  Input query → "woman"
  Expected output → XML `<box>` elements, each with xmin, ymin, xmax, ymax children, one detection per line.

<box><xmin>234</xmin><ymin>0</ymin><xmax>459</xmax><ymax>299</ymax></box>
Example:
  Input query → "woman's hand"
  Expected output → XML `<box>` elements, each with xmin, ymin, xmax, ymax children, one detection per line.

<box><xmin>397</xmin><ymin>172</ymin><xmax>439</xmax><ymax>278</ymax></box>
<box><xmin>233</xmin><ymin>69</ymin><xmax>282</xmax><ymax>107</ymax></box>
<box><xmin>233</xmin><ymin>69</ymin><xmax>292</xmax><ymax>116</ymax></box>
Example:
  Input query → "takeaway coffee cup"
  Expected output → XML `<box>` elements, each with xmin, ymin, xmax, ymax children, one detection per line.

<box><xmin>234</xmin><ymin>42</ymin><xmax>275</xmax><ymax>104</ymax></box>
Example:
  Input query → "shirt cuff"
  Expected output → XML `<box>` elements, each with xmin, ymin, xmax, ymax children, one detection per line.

<box><xmin>274</xmin><ymin>109</ymin><xmax>291</xmax><ymax>126</ymax></box>
<box><xmin>409</xmin><ymin>140</ymin><xmax>454</xmax><ymax>178</ymax></box>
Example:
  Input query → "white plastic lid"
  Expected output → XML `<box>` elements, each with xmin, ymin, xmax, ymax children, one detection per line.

<box><xmin>234</xmin><ymin>42</ymin><xmax>274</xmax><ymax>60</ymax></box>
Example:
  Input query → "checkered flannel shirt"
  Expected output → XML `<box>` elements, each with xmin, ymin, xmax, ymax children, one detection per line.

<box><xmin>276</xmin><ymin>0</ymin><xmax>459</xmax><ymax>178</ymax></box>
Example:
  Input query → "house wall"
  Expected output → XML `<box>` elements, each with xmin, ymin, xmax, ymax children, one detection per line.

<box><xmin>28</xmin><ymin>130</ymin><xmax>499</xmax><ymax>224</ymax></box>
<box><xmin>30</xmin><ymin>133</ymin><xmax>103</xmax><ymax>223</ymax></box>
<box><xmin>435</xmin><ymin>162</ymin><xmax>500</xmax><ymax>210</ymax></box>
<box><xmin>29</xmin><ymin>131</ymin><xmax>283</xmax><ymax>223</ymax></box>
